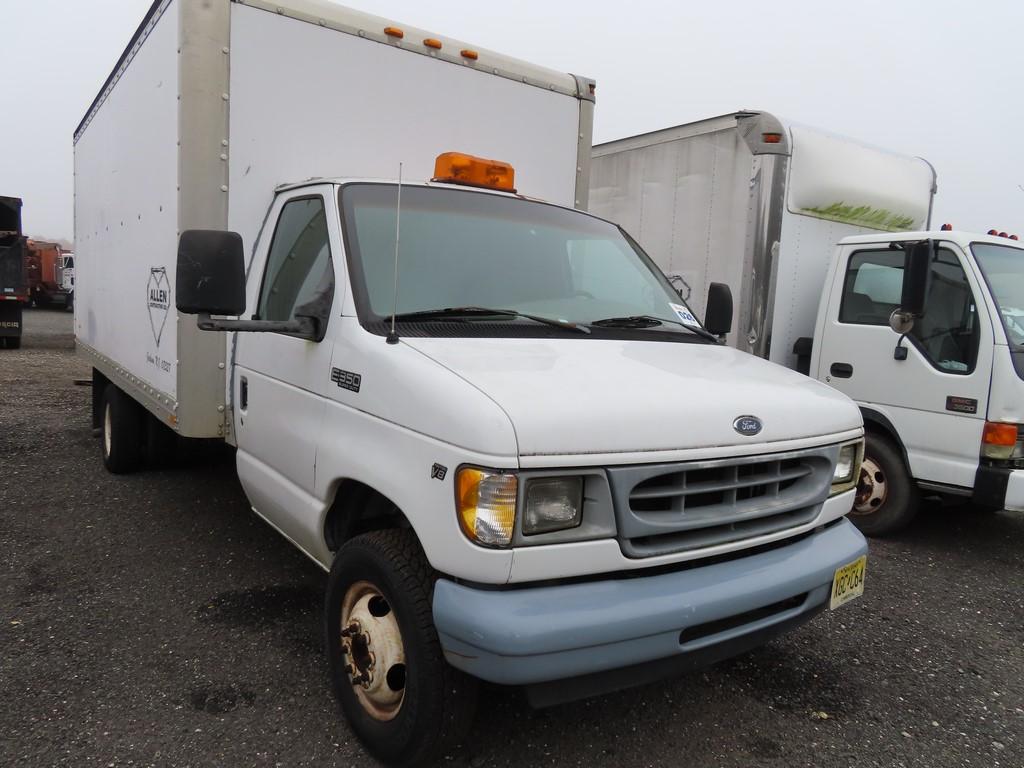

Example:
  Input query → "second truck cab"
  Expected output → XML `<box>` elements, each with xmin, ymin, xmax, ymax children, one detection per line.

<box><xmin>813</xmin><ymin>230</ymin><xmax>1024</xmax><ymax>532</ymax></box>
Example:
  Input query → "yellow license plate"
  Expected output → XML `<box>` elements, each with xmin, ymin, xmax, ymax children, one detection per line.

<box><xmin>830</xmin><ymin>555</ymin><xmax>866</xmax><ymax>610</ymax></box>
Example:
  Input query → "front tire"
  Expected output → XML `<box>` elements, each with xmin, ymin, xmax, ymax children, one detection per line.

<box><xmin>850</xmin><ymin>433</ymin><xmax>919</xmax><ymax>536</ymax></box>
<box><xmin>325</xmin><ymin>529</ymin><xmax>477</xmax><ymax>766</ymax></box>
<box><xmin>101</xmin><ymin>385</ymin><xmax>144</xmax><ymax>474</ymax></box>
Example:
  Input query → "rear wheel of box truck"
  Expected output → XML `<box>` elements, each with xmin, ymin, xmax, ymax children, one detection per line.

<box><xmin>850</xmin><ymin>433</ymin><xmax>919</xmax><ymax>536</ymax></box>
<box><xmin>325</xmin><ymin>529</ymin><xmax>477</xmax><ymax>766</ymax></box>
<box><xmin>101</xmin><ymin>385</ymin><xmax>145</xmax><ymax>474</ymax></box>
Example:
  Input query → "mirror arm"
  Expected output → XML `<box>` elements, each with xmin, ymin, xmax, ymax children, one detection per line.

<box><xmin>196</xmin><ymin>312</ymin><xmax>316</xmax><ymax>336</ymax></box>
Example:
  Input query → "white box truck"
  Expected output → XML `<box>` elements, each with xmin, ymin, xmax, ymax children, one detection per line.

<box><xmin>591</xmin><ymin>111</ymin><xmax>1024</xmax><ymax>535</ymax></box>
<box><xmin>76</xmin><ymin>8</ymin><xmax>867</xmax><ymax>764</ymax></box>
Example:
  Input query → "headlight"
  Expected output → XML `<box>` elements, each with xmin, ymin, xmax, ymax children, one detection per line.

<box><xmin>456</xmin><ymin>467</ymin><xmax>517</xmax><ymax>547</ymax></box>
<box><xmin>524</xmin><ymin>477</ymin><xmax>583</xmax><ymax>535</ymax></box>
<box><xmin>830</xmin><ymin>439</ymin><xmax>864</xmax><ymax>496</ymax></box>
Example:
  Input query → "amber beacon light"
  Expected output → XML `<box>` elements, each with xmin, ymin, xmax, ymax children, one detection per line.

<box><xmin>432</xmin><ymin>152</ymin><xmax>516</xmax><ymax>192</ymax></box>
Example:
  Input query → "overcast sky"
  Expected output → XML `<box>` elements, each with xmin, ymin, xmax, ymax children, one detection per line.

<box><xmin>2</xmin><ymin>0</ymin><xmax>1021</xmax><ymax>241</ymax></box>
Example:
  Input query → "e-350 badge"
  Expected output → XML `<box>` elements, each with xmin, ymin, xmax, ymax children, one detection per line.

<box><xmin>147</xmin><ymin>267</ymin><xmax>170</xmax><ymax>346</ymax></box>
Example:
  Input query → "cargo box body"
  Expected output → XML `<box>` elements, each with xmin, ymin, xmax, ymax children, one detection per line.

<box><xmin>589</xmin><ymin>112</ymin><xmax>936</xmax><ymax>368</ymax></box>
<box><xmin>74</xmin><ymin>0</ymin><xmax>594</xmax><ymax>438</ymax></box>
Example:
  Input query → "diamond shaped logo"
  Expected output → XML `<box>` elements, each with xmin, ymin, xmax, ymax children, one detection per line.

<box><xmin>147</xmin><ymin>267</ymin><xmax>170</xmax><ymax>347</ymax></box>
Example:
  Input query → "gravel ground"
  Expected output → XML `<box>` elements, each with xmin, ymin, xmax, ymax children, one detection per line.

<box><xmin>1</xmin><ymin>308</ymin><xmax>1022</xmax><ymax>767</ymax></box>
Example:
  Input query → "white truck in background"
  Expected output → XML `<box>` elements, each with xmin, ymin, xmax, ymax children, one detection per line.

<box><xmin>76</xmin><ymin>6</ymin><xmax>867</xmax><ymax>764</ymax></box>
<box><xmin>591</xmin><ymin>111</ymin><xmax>1024</xmax><ymax>534</ymax></box>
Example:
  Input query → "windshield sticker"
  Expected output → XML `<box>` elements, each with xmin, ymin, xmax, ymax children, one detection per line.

<box><xmin>670</xmin><ymin>303</ymin><xmax>699</xmax><ymax>326</ymax></box>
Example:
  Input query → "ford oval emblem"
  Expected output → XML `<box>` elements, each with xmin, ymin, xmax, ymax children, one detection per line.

<box><xmin>733</xmin><ymin>415</ymin><xmax>763</xmax><ymax>436</ymax></box>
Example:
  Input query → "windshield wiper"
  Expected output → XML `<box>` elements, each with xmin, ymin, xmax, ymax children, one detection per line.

<box><xmin>591</xmin><ymin>315</ymin><xmax>663</xmax><ymax>328</ymax></box>
<box><xmin>590</xmin><ymin>314</ymin><xmax>721</xmax><ymax>343</ymax></box>
<box><xmin>391</xmin><ymin>306</ymin><xmax>590</xmax><ymax>333</ymax></box>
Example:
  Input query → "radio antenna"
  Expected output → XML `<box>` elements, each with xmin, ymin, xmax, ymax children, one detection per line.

<box><xmin>386</xmin><ymin>162</ymin><xmax>403</xmax><ymax>345</ymax></box>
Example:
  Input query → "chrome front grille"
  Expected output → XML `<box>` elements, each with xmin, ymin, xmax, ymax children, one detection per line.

<box><xmin>608</xmin><ymin>446</ymin><xmax>835</xmax><ymax>558</ymax></box>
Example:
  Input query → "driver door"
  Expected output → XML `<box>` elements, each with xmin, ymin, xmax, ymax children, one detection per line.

<box><xmin>233</xmin><ymin>187</ymin><xmax>342</xmax><ymax>554</ymax></box>
<box><xmin>816</xmin><ymin>242</ymin><xmax>994</xmax><ymax>488</ymax></box>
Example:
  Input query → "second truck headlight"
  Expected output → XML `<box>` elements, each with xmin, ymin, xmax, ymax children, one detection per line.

<box><xmin>831</xmin><ymin>439</ymin><xmax>864</xmax><ymax>495</ymax></box>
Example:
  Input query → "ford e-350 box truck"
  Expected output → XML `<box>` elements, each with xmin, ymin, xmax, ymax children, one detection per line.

<box><xmin>76</xmin><ymin>3</ymin><xmax>867</xmax><ymax>764</ymax></box>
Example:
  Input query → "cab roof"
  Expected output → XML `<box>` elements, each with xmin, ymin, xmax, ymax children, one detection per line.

<box><xmin>838</xmin><ymin>230</ymin><xmax>1024</xmax><ymax>250</ymax></box>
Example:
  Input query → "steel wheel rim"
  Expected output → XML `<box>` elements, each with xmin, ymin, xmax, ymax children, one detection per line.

<box><xmin>853</xmin><ymin>456</ymin><xmax>887</xmax><ymax>515</ymax></box>
<box><xmin>103</xmin><ymin>402</ymin><xmax>112</xmax><ymax>458</ymax></box>
<box><xmin>339</xmin><ymin>580</ymin><xmax>406</xmax><ymax>721</ymax></box>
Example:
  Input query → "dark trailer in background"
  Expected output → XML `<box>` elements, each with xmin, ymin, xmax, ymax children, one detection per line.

<box><xmin>0</xmin><ymin>195</ymin><xmax>28</xmax><ymax>349</ymax></box>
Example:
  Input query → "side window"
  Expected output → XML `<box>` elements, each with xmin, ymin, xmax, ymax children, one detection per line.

<box><xmin>257</xmin><ymin>197</ymin><xmax>334</xmax><ymax>324</ymax></box>
<box><xmin>839</xmin><ymin>250</ymin><xmax>905</xmax><ymax>325</ymax></box>
<box><xmin>839</xmin><ymin>247</ymin><xmax>979</xmax><ymax>374</ymax></box>
<box><xmin>910</xmin><ymin>249</ymin><xmax>979</xmax><ymax>374</ymax></box>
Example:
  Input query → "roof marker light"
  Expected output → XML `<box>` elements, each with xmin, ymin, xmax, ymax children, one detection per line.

<box><xmin>940</xmin><ymin>223</ymin><xmax>953</xmax><ymax>231</ymax></box>
<box><xmin>384</xmin><ymin>26</ymin><xmax>404</xmax><ymax>38</ymax></box>
<box><xmin>460</xmin><ymin>48</ymin><xmax>479</xmax><ymax>60</ymax></box>
<box><xmin>988</xmin><ymin>229</ymin><xmax>999</xmax><ymax>235</ymax></box>
<box><xmin>1011</xmin><ymin>235</ymin><xmax>1020</xmax><ymax>240</ymax></box>
<box><xmin>433</xmin><ymin>152</ymin><xmax>516</xmax><ymax>193</ymax></box>
<box><xmin>1000</xmin><ymin>232</ymin><xmax>1009</xmax><ymax>238</ymax></box>
<box><xmin>423</xmin><ymin>38</ymin><xmax>442</xmax><ymax>49</ymax></box>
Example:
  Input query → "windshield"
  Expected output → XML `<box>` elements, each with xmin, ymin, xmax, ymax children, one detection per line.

<box><xmin>339</xmin><ymin>184</ymin><xmax>702</xmax><ymax>335</ymax></box>
<box><xmin>972</xmin><ymin>242</ymin><xmax>1024</xmax><ymax>346</ymax></box>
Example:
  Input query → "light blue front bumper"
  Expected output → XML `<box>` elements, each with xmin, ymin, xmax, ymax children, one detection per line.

<box><xmin>433</xmin><ymin>518</ymin><xmax>867</xmax><ymax>689</ymax></box>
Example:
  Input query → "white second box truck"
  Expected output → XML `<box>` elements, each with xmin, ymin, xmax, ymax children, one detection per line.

<box><xmin>76</xmin><ymin>7</ymin><xmax>867</xmax><ymax>764</ymax></box>
<box><xmin>591</xmin><ymin>111</ymin><xmax>1024</xmax><ymax>535</ymax></box>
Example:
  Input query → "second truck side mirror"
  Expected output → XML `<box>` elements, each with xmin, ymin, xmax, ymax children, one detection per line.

<box><xmin>889</xmin><ymin>239</ymin><xmax>932</xmax><ymax>336</ymax></box>
<box><xmin>176</xmin><ymin>229</ymin><xmax>247</xmax><ymax>316</ymax></box>
<box><xmin>705</xmin><ymin>282</ymin><xmax>733</xmax><ymax>337</ymax></box>
<box><xmin>901</xmin><ymin>240</ymin><xmax>932</xmax><ymax>317</ymax></box>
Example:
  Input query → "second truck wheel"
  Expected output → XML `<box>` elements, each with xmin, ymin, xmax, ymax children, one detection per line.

<box><xmin>850</xmin><ymin>433</ymin><xmax>919</xmax><ymax>536</ymax></box>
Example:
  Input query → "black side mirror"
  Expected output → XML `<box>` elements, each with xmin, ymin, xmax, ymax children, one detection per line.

<box><xmin>704</xmin><ymin>282</ymin><xmax>733</xmax><ymax>336</ymax></box>
<box><xmin>900</xmin><ymin>239</ymin><xmax>932</xmax><ymax>318</ymax></box>
<box><xmin>176</xmin><ymin>230</ymin><xmax>246</xmax><ymax>316</ymax></box>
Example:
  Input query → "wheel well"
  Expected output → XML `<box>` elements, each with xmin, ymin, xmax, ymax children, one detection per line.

<box><xmin>323</xmin><ymin>480</ymin><xmax>410</xmax><ymax>553</ymax></box>
<box><xmin>859</xmin><ymin>408</ymin><xmax>912</xmax><ymax>470</ymax></box>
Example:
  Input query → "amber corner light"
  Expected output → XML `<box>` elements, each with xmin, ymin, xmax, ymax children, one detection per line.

<box><xmin>761</xmin><ymin>132</ymin><xmax>783</xmax><ymax>144</ymax></box>
<box><xmin>432</xmin><ymin>152</ymin><xmax>516</xmax><ymax>193</ymax></box>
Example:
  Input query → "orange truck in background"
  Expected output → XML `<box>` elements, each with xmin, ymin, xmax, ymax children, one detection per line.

<box><xmin>26</xmin><ymin>239</ymin><xmax>74</xmax><ymax>310</ymax></box>
<box><xmin>0</xmin><ymin>195</ymin><xmax>29</xmax><ymax>349</ymax></box>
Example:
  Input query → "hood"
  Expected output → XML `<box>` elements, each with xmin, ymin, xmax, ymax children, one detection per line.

<box><xmin>403</xmin><ymin>337</ymin><xmax>861</xmax><ymax>457</ymax></box>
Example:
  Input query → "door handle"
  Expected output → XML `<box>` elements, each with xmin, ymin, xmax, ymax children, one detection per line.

<box><xmin>240</xmin><ymin>376</ymin><xmax>248</xmax><ymax>410</ymax></box>
<box><xmin>830</xmin><ymin>362</ymin><xmax>853</xmax><ymax>378</ymax></box>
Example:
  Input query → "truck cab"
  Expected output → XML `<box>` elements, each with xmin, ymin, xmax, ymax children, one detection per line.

<box><xmin>173</xmin><ymin>153</ymin><xmax>869</xmax><ymax>763</ymax></box>
<box><xmin>812</xmin><ymin>230</ymin><xmax>1024</xmax><ymax>533</ymax></box>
